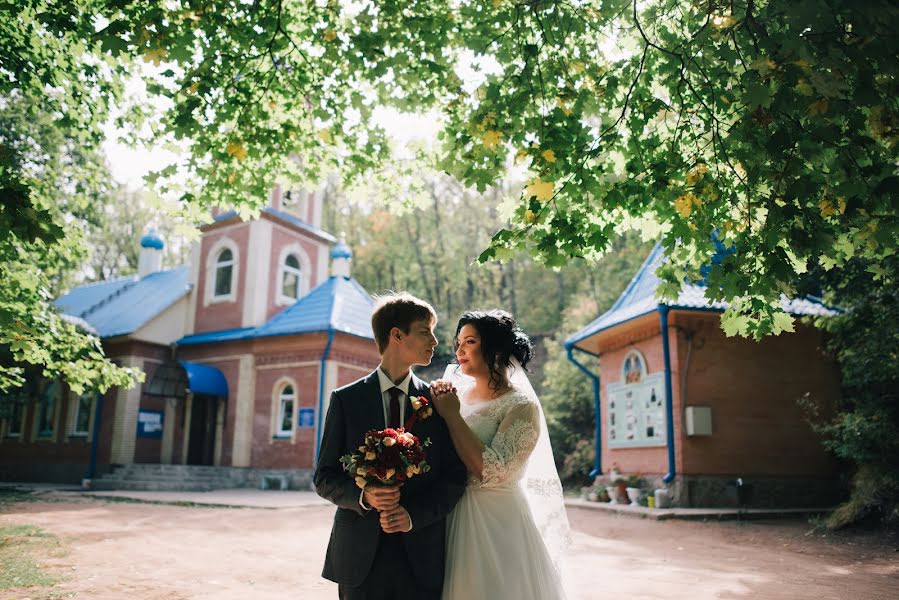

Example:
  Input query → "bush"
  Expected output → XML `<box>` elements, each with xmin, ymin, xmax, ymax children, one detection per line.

<box><xmin>804</xmin><ymin>255</ymin><xmax>899</xmax><ymax>529</ymax></box>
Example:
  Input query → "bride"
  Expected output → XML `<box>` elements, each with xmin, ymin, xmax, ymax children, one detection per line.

<box><xmin>430</xmin><ymin>309</ymin><xmax>570</xmax><ymax>600</ymax></box>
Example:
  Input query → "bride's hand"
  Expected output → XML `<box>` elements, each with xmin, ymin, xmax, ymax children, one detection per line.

<box><xmin>430</xmin><ymin>388</ymin><xmax>461</xmax><ymax>418</ymax></box>
<box><xmin>429</xmin><ymin>379</ymin><xmax>456</xmax><ymax>396</ymax></box>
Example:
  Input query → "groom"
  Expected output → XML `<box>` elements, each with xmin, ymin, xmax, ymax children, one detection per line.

<box><xmin>314</xmin><ymin>292</ymin><xmax>467</xmax><ymax>600</ymax></box>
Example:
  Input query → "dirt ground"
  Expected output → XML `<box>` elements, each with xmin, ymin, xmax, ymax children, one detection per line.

<box><xmin>1</xmin><ymin>498</ymin><xmax>897</xmax><ymax>600</ymax></box>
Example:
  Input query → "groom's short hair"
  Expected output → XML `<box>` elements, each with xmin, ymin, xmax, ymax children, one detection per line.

<box><xmin>371</xmin><ymin>292</ymin><xmax>437</xmax><ymax>353</ymax></box>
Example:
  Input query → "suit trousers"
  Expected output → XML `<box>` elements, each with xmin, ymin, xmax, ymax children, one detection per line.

<box><xmin>337</xmin><ymin>531</ymin><xmax>441</xmax><ymax>600</ymax></box>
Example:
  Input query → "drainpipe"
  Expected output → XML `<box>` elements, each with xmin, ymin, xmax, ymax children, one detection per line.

<box><xmin>566</xmin><ymin>346</ymin><xmax>602</xmax><ymax>477</ymax></box>
<box><xmin>86</xmin><ymin>392</ymin><xmax>104</xmax><ymax>480</ymax></box>
<box><xmin>659</xmin><ymin>305</ymin><xmax>676</xmax><ymax>484</ymax></box>
<box><xmin>314</xmin><ymin>329</ymin><xmax>336</xmax><ymax>464</ymax></box>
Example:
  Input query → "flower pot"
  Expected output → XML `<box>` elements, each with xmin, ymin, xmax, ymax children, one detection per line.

<box><xmin>605</xmin><ymin>485</ymin><xmax>621</xmax><ymax>504</ymax></box>
<box><xmin>626</xmin><ymin>487</ymin><xmax>642</xmax><ymax>506</ymax></box>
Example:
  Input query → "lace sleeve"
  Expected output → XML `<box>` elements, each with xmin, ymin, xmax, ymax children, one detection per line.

<box><xmin>480</xmin><ymin>398</ymin><xmax>540</xmax><ymax>488</ymax></box>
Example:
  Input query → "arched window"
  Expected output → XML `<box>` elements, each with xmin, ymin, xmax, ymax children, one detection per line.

<box><xmin>214</xmin><ymin>248</ymin><xmax>234</xmax><ymax>297</ymax></box>
<box><xmin>276</xmin><ymin>245</ymin><xmax>311</xmax><ymax>305</ymax></box>
<box><xmin>276</xmin><ymin>384</ymin><xmax>295</xmax><ymax>437</ymax></box>
<box><xmin>621</xmin><ymin>350</ymin><xmax>647</xmax><ymax>384</ymax></box>
<box><xmin>281</xmin><ymin>254</ymin><xmax>302</xmax><ymax>300</ymax></box>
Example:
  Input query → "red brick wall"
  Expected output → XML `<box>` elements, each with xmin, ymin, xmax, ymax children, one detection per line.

<box><xmin>193</xmin><ymin>223</ymin><xmax>249</xmax><ymax>334</ymax></box>
<box><xmin>596</xmin><ymin>310</ymin><xmax>838</xmax><ymax>479</ymax></box>
<box><xmin>133</xmin><ymin>361</ymin><xmax>165</xmax><ymax>464</ymax></box>
<box><xmin>0</xmin><ymin>342</ymin><xmax>169</xmax><ymax>478</ymax></box>
<box><xmin>251</xmin><ymin>365</ymin><xmax>319</xmax><ymax>469</ymax></box>
<box><xmin>677</xmin><ymin>314</ymin><xmax>838</xmax><ymax>477</ymax></box>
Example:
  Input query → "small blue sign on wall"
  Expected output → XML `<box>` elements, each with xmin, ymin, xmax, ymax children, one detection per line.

<box><xmin>298</xmin><ymin>407</ymin><xmax>315</xmax><ymax>429</ymax></box>
<box><xmin>137</xmin><ymin>409</ymin><xmax>164</xmax><ymax>438</ymax></box>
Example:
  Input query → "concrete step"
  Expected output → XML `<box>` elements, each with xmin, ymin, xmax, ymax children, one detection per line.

<box><xmin>92</xmin><ymin>465</ymin><xmax>311</xmax><ymax>492</ymax></box>
<box><xmin>101</xmin><ymin>472</ymin><xmax>246</xmax><ymax>481</ymax></box>
<box><xmin>91</xmin><ymin>479</ymin><xmax>217</xmax><ymax>492</ymax></box>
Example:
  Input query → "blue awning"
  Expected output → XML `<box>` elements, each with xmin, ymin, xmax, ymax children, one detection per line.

<box><xmin>146</xmin><ymin>360</ymin><xmax>229</xmax><ymax>399</ymax></box>
<box><xmin>179</xmin><ymin>361</ymin><xmax>228</xmax><ymax>397</ymax></box>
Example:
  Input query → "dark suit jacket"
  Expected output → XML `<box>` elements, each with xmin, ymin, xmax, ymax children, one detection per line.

<box><xmin>314</xmin><ymin>371</ymin><xmax>467</xmax><ymax>589</ymax></box>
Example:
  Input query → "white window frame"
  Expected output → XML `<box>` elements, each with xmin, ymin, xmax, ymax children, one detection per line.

<box><xmin>69</xmin><ymin>392</ymin><xmax>95</xmax><ymax>438</ymax></box>
<box><xmin>272</xmin><ymin>378</ymin><xmax>297</xmax><ymax>440</ymax></box>
<box><xmin>275</xmin><ymin>244</ymin><xmax>311</xmax><ymax>306</ymax></box>
<box><xmin>204</xmin><ymin>237</ymin><xmax>240</xmax><ymax>306</ymax></box>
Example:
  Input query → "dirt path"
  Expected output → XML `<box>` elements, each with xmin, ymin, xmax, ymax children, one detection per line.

<box><xmin>1</xmin><ymin>500</ymin><xmax>896</xmax><ymax>599</ymax></box>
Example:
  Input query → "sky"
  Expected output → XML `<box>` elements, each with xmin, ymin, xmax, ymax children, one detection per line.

<box><xmin>100</xmin><ymin>54</ymin><xmax>498</xmax><ymax>190</ymax></box>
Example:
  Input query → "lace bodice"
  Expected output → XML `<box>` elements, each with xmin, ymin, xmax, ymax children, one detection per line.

<box><xmin>462</xmin><ymin>388</ymin><xmax>540</xmax><ymax>490</ymax></box>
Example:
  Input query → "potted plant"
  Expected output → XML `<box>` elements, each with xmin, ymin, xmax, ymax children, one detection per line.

<box><xmin>625</xmin><ymin>474</ymin><xmax>644</xmax><ymax>506</ymax></box>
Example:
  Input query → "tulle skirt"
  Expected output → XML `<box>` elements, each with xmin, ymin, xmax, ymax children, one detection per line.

<box><xmin>443</xmin><ymin>485</ymin><xmax>567</xmax><ymax>600</ymax></box>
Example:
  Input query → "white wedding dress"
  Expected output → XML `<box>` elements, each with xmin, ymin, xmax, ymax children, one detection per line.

<box><xmin>442</xmin><ymin>387</ymin><xmax>569</xmax><ymax>600</ymax></box>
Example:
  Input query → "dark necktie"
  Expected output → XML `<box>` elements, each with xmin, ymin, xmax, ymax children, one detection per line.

<box><xmin>388</xmin><ymin>387</ymin><xmax>402</xmax><ymax>428</ymax></box>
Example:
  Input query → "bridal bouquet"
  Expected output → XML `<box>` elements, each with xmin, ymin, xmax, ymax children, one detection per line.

<box><xmin>340</xmin><ymin>395</ymin><xmax>434</xmax><ymax>489</ymax></box>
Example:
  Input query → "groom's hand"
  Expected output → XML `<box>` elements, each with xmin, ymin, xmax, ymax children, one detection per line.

<box><xmin>362</xmin><ymin>484</ymin><xmax>401</xmax><ymax>511</ymax></box>
<box><xmin>379</xmin><ymin>504</ymin><xmax>412</xmax><ymax>533</ymax></box>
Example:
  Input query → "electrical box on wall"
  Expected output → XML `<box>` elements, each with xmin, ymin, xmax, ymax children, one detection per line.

<box><xmin>685</xmin><ymin>406</ymin><xmax>713</xmax><ymax>436</ymax></box>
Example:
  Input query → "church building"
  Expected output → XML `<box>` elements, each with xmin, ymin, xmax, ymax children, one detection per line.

<box><xmin>566</xmin><ymin>243</ymin><xmax>842</xmax><ymax>508</ymax></box>
<box><xmin>0</xmin><ymin>188</ymin><xmax>380</xmax><ymax>489</ymax></box>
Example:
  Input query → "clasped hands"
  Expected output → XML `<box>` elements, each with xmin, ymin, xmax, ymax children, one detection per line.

<box><xmin>364</xmin><ymin>484</ymin><xmax>411</xmax><ymax>533</ymax></box>
<box><xmin>429</xmin><ymin>379</ymin><xmax>460</xmax><ymax>418</ymax></box>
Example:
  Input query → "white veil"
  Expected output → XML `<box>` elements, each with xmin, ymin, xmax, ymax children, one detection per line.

<box><xmin>441</xmin><ymin>360</ymin><xmax>571</xmax><ymax>573</ymax></box>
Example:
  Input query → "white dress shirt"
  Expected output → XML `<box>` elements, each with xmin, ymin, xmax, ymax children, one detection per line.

<box><xmin>375</xmin><ymin>366</ymin><xmax>412</xmax><ymax>427</ymax></box>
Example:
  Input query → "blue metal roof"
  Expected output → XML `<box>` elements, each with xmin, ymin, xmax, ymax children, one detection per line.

<box><xmin>565</xmin><ymin>243</ymin><xmax>840</xmax><ymax>349</ymax></box>
<box><xmin>177</xmin><ymin>275</ymin><xmax>375</xmax><ymax>346</ymax></box>
<box><xmin>54</xmin><ymin>267</ymin><xmax>191</xmax><ymax>339</ymax></box>
<box><xmin>180</xmin><ymin>360</ymin><xmax>229</xmax><ymax>397</ymax></box>
<box><xmin>213</xmin><ymin>207</ymin><xmax>337</xmax><ymax>243</ymax></box>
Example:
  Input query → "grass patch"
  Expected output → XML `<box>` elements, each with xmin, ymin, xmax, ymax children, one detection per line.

<box><xmin>0</xmin><ymin>487</ymin><xmax>38</xmax><ymax>508</ymax></box>
<box><xmin>0</xmin><ymin>524</ymin><xmax>62</xmax><ymax>590</ymax></box>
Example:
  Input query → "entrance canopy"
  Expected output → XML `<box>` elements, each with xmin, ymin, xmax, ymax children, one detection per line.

<box><xmin>146</xmin><ymin>360</ymin><xmax>228</xmax><ymax>399</ymax></box>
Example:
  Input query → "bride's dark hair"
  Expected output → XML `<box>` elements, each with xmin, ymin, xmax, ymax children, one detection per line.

<box><xmin>453</xmin><ymin>309</ymin><xmax>533</xmax><ymax>391</ymax></box>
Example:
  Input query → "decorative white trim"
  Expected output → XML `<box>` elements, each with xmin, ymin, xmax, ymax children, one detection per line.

<box><xmin>184</xmin><ymin>241</ymin><xmax>201</xmax><ymax>334</ymax></box>
<box><xmin>243</xmin><ymin>219</ymin><xmax>273</xmax><ymax>327</ymax></box>
<box><xmin>271</xmin><ymin>376</ymin><xmax>298</xmax><ymax>443</ymax></box>
<box><xmin>232</xmin><ymin>355</ymin><xmax>255</xmax><ymax>467</ymax></box>
<box><xmin>204</xmin><ymin>237</ymin><xmax>240</xmax><ymax>307</ymax></box>
<box><xmin>275</xmin><ymin>243</ymin><xmax>312</xmax><ymax>306</ymax></box>
<box><xmin>316</xmin><ymin>240</ymin><xmax>329</xmax><ymax>286</ymax></box>
<box><xmin>621</xmin><ymin>349</ymin><xmax>648</xmax><ymax>384</ymax></box>
<box><xmin>257</xmin><ymin>360</ymin><xmax>319</xmax><ymax>370</ymax></box>
<box><xmin>68</xmin><ymin>391</ymin><xmax>95</xmax><ymax>439</ymax></box>
<box><xmin>311</xmin><ymin>189</ymin><xmax>324</xmax><ymax>229</ymax></box>
<box><xmin>111</xmin><ymin>356</ymin><xmax>143</xmax><ymax>464</ymax></box>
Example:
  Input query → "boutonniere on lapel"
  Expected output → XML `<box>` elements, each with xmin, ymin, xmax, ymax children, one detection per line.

<box><xmin>404</xmin><ymin>395</ymin><xmax>433</xmax><ymax>430</ymax></box>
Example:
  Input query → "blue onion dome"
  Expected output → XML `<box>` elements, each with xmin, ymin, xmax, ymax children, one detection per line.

<box><xmin>140</xmin><ymin>229</ymin><xmax>164</xmax><ymax>250</ymax></box>
<box><xmin>331</xmin><ymin>241</ymin><xmax>352</xmax><ymax>259</ymax></box>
